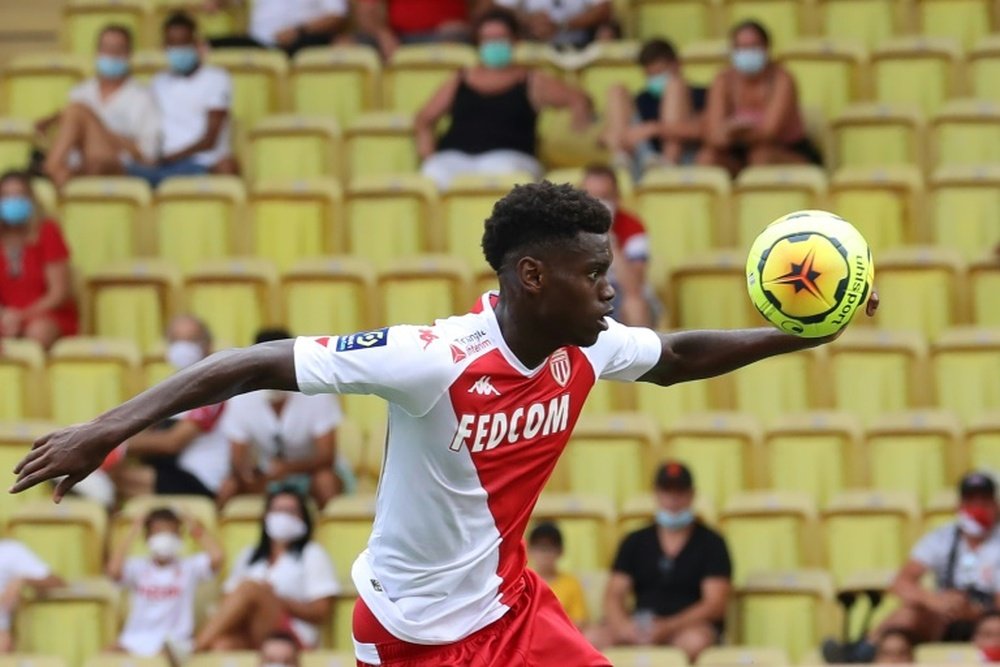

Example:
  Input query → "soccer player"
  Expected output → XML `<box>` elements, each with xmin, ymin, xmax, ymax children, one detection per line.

<box><xmin>11</xmin><ymin>182</ymin><xmax>876</xmax><ymax>666</ymax></box>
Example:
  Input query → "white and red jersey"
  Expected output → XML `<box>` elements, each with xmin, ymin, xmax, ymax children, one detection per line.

<box><xmin>293</xmin><ymin>293</ymin><xmax>662</xmax><ymax>651</ymax></box>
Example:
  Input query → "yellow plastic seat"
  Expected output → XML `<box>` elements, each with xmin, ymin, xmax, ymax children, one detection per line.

<box><xmin>345</xmin><ymin>175</ymin><xmax>439</xmax><ymax>269</ymax></box>
<box><xmin>250</xmin><ymin>179</ymin><xmax>342</xmax><ymax>270</ymax></box>
<box><xmin>0</xmin><ymin>118</ymin><xmax>33</xmax><ymax>173</ymax></box>
<box><xmin>578</xmin><ymin>42</ymin><xmax>645</xmax><ymax>115</ymax></box>
<box><xmin>384</xmin><ymin>44</ymin><xmax>477</xmax><ymax>115</ymax></box>
<box><xmin>829</xmin><ymin>165</ymin><xmax>923</xmax><ymax>256</ymax></box>
<box><xmin>545</xmin><ymin>166</ymin><xmax>635</xmax><ymax>202</ymax></box>
<box><xmin>32</xmin><ymin>179</ymin><xmax>59</xmax><ymax>217</ymax></box>
<box><xmin>292</xmin><ymin>45</ymin><xmax>381</xmax><ymax>127</ymax></box>
<box><xmin>915</xmin><ymin>0</ymin><xmax>995</xmax><ymax>50</ymax></box>
<box><xmin>219</xmin><ymin>496</ymin><xmax>265</xmax><ymax>576</ymax></box>
<box><xmin>184</xmin><ymin>258</ymin><xmax>278</xmax><ymax>348</ymax></box>
<box><xmin>930</xmin><ymin>99</ymin><xmax>1000</xmax><ymax>170</ymax></box>
<box><xmin>248</xmin><ymin>115</ymin><xmax>343</xmax><ymax>183</ymax></box>
<box><xmin>0</xmin><ymin>422</ymin><xmax>59</xmax><ymax>524</ymax></box>
<box><xmin>0</xmin><ymin>657</ymin><xmax>67</xmax><ymax>667</ymax></box>
<box><xmin>206</xmin><ymin>49</ymin><xmax>289</xmax><ymax>129</ymax></box>
<box><xmin>316</xmin><ymin>494</ymin><xmax>376</xmax><ymax>577</ymax></box>
<box><xmin>968</xmin><ymin>414</ymin><xmax>1000</xmax><ymax>477</ymax></box>
<box><xmin>154</xmin><ymin>176</ymin><xmax>245</xmax><ymax>272</ymax></box>
<box><xmin>60</xmin><ymin>177</ymin><xmax>152</xmax><ymax>277</ymax></box>
<box><xmin>617</xmin><ymin>493</ymin><xmax>719</xmax><ymax>539</ymax></box>
<box><xmin>634</xmin><ymin>368</ymin><xmax>720</xmax><ymax>433</ymax></box>
<box><xmin>828</xmin><ymin>329</ymin><xmax>927</xmax><ymax>425</ymax></box>
<box><xmin>532</xmin><ymin>493</ymin><xmax>616</xmax><ymax>572</ymax></box>
<box><xmin>837</xmin><ymin>570</ymin><xmax>900</xmax><ymax>639</ymax></box>
<box><xmin>874</xmin><ymin>247</ymin><xmax>965</xmax><ymax>340</ymax></box>
<box><xmin>329</xmin><ymin>419</ymin><xmax>367</xmax><ymax>491</ymax></box>
<box><xmin>150</xmin><ymin>0</ymin><xmax>243</xmax><ymax>39</ymax></box>
<box><xmin>822</xmin><ymin>490</ymin><xmax>920</xmax><ymax>583</ymax></box>
<box><xmin>970</xmin><ymin>260</ymin><xmax>1000</xmax><ymax>327</ymax></box>
<box><xmin>344</xmin><ymin>112</ymin><xmax>418</xmax><ymax>180</ymax></box>
<box><xmin>733</xmin><ymin>570</ymin><xmax>836</xmax><ymax>664</ymax></box>
<box><xmin>831</xmin><ymin>104</ymin><xmax>925</xmax><ymax>170</ymax></box>
<box><xmin>663</xmin><ymin>412</ymin><xmax>761</xmax><ymax>509</ymax></box>
<box><xmin>631</xmin><ymin>0</ymin><xmax>718</xmax><ymax>47</ymax></box>
<box><xmin>63</xmin><ymin>0</ymin><xmax>147</xmax><ymax>56</ymax></box>
<box><xmin>764</xmin><ymin>412</ymin><xmax>863</xmax><ymax>506</ymax></box>
<box><xmin>376</xmin><ymin>255</ymin><xmax>472</xmax><ymax>326</ymax></box>
<box><xmin>17</xmin><ymin>578</ymin><xmax>118</xmax><ymax>667</ymax></box>
<box><xmin>923</xmin><ymin>488</ymin><xmax>957</xmax><ymax>532</ymax></box>
<box><xmin>325</xmin><ymin>582</ymin><xmax>359</xmax><ymax>652</ymax></box>
<box><xmin>604</xmin><ymin>647</ymin><xmax>689</xmax><ymax>667</ymax></box>
<box><xmin>729</xmin><ymin>349</ymin><xmax>818</xmax><ymax>425</ymax></box>
<box><xmin>2</xmin><ymin>53</ymin><xmax>88</xmax><ymax>120</ymax></box>
<box><xmin>8</xmin><ymin>499</ymin><xmax>107</xmax><ymax>578</ymax></box>
<box><xmin>928</xmin><ymin>165</ymin><xmax>1000</xmax><ymax>261</ymax></box>
<box><xmin>732</xmin><ymin>165</ymin><xmax>827</xmax><ymax>249</ymax></box>
<box><xmin>817</xmin><ymin>0</ymin><xmax>899</xmax><ymax>50</ymax></box>
<box><xmin>866</xmin><ymin>411</ymin><xmax>964</xmax><ymax>504</ymax></box>
<box><xmin>969</xmin><ymin>35</ymin><xmax>1000</xmax><ymax>104</ymax></box>
<box><xmin>871</xmin><ymin>37</ymin><xmax>963</xmax><ymax>116</ymax></box>
<box><xmin>778</xmin><ymin>39</ymin><xmax>866</xmax><ymax>123</ymax></box>
<box><xmin>187</xmin><ymin>653</ymin><xmax>258</xmax><ymax>667</ymax></box>
<box><xmin>721</xmin><ymin>0</ymin><xmax>807</xmax><ymax>50</ymax></box>
<box><xmin>47</xmin><ymin>337</ymin><xmax>141</xmax><ymax>425</ymax></box>
<box><xmin>0</xmin><ymin>339</ymin><xmax>47</xmax><ymax>420</ymax></box>
<box><xmin>679</xmin><ymin>40</ymin><xmax>729</xmax><ymax>88</ymax></box>
<box><xmin>719</xmin><ymin>491</ymin><xmax>817</xmax><ymax>585</ymax></box>
<box><xmin>670</xmin><ymin>251</ymin><xmax>760</xmax><ymax>330</ymax></box>
<box><xmin>281</xmin><ymin>256</ymin><xmax>377</xmax><ymax>337</ymax></box>
<box><xmin>931</xmin><ymin>328</ymin><xmax>1000</xmax><ymax>423</ymax></box>
<box><xmin>698</xmin><ymin>646</ymin><xmax>790</xmax><ymax>666</ymax></box>
<box><xmin>128</xmin><ymin>50</ymin><xmax>167</xmax><ymax>83</ymax></box>
<box><xmin>914</xmin><ymin>644</ymin><xmax>981</xmax><ymax>664</ymax></box>
<box><xmin>301</xmin><ymin>652</ymin><xmax>357</xmax><ymax>667</ymax></box>
<box><xmin>441</xmin><ymin>173</ymin><xmax>532</xmax><ymax>274</ymax></box>
<box><xmin>109</xmin><ymin>494</ymin><xmax>219</xmax><ymax>558</ymax></box>
<box><xmin>85</xmin><ymin>260</ymin><xmax>181</xmax><ymax>354</ymax></box>
<box><xmin>142</xmin><ymin>344</ymin><xmax>175</xmax><ymax>389</ymax></box>
<box><xmin>83</xmin><ymin>655</ymin><xmax>170</xmax><ymax>667</ymax></box>
<box><xmin>634</xmin><ymin>167</ymin><xmax>730</xmax><ymax>286</ymax></box>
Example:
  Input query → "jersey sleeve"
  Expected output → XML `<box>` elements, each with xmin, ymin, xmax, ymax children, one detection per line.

<box><xmin>586</xmin><ymin>318</ymin><xmax>662</xmax><ymax>382</ymax></box>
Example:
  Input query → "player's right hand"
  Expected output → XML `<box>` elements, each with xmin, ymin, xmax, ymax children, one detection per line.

<box><xmin>10</xmin><ymin>422</ymin><xmax>115</xmax><ymax>502</ymax></box>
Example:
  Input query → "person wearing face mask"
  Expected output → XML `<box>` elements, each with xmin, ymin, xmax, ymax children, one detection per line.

<box><xmin>697</xmin><ymin>19</ymin><xmax>821</xmax><ymax>177</ymax></box>
<box><xmin>196</xmin><ymin>488</ymin><xmax>340</xmax><ymax>652</ymax></box>
<box><xmin>975</xmin><ymin>611</ymin><xmax>1000</xmax><ymax>663</ymax></box>
<box><xmin>39</xmin><ymin>25</ymin><xmax>160</xmax><ymax>190</ymax></box>
<box><xmin>107</xmin><ymin>508</ymin><xmax>223</xmax><ymax>660</ymax></box>
<box><xmin>416</xmin><ymin>7</ymin><xmax>593</xmax><ymax>189</ymax></box>
<box><xmin>258</xmin><ymin>630</ymin><xmax>301</xmax><ymax>667</ymax></box>
<box><xmin>125</xmin><ymin>12</ymin><xmax>238</xmax><ymax>187</ymax></box>
<box><xmin>598</xmin><ymin>462</ymin><xmax>731</xmax><ymax>661</ymax></box>
<box><xmin>0</xmin><ymin>170</ymin><xmax>78</xmax><ymax>350</ymax></box>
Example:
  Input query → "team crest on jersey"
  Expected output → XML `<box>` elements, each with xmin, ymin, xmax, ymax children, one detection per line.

<box><xmin>336</xmin><ymin>328</ymin><xmax>389</xmax><ymax>352</ymax></box>
<box><xmin>549</xmin><ymin>349</ymin><xmax>571</xmax><ymax>387</ymax></box>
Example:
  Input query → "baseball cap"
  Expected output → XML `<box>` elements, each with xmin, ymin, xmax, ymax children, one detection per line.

<box><xmin>960</xmin><ymin>471</ymin><xmax>997</xmax><ymax>499</ymax></box>
<box><xmin>655</xmin><ymin>461</ymin><xmax>694</xmax><ymax>491</ymax></box>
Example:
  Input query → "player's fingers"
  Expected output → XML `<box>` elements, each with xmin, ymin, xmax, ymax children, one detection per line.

<box><xmin>53</xmin><ymin>472</ymin><xmax>85</xmax><ymax>504</ymax></box>
<box><xmin>12</xmin><ymin>434</ymin><xmax>51</xmax><ymax>475</ymax></box>
<box><xmin>9</xmin><ymin>461</ymin><xmax>56</xmax><ymax>495</ymax></box>
<box><xmin>866</xmin><ymin>289</ymin><xmax>880</xmax><ymax>316</ymax></box>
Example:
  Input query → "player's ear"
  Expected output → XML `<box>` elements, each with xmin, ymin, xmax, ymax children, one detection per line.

<box><xmin>516</xmin><ymin>256</ymin><xmax>544</xmax><ymax>294</ymax></box>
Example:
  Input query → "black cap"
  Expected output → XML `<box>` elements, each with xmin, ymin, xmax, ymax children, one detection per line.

<box><xmin>960</xmin><ymin>471</ymin><xmax>997</xmax><ymax>499</ymax></box>
<box><xmin>655</xmin><ymin>461</ymin><xmax>694</xmax><ymax>491</ymax></box>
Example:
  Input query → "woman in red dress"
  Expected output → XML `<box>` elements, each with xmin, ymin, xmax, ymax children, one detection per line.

<box><xmin>0</xmin><ymin>170</ymin><xmax>79</xmax><ymax>349</ymax></box>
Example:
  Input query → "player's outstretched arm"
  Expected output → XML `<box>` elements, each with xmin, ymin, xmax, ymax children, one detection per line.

<box><xmin>11</xmin><ymin>340</ymin><xmax>297</xmax><ymax>501</ymax></box>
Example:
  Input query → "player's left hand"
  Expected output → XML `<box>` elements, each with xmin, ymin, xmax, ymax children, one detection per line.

<box><xmin>865</xmin><ymin>287</ymin><xmax>880</xmax><ymax>317</ymax></box>
<box><xmin>10</xmin><ymin>422</ymin><xmax>114</xmax><ymax>502</ymax></box>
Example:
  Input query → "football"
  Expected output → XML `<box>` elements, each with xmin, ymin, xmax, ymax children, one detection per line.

<box><xmin>746</xmin><ymin>210</ymin><xmax>875</xmax><ymax>338</ymax></box>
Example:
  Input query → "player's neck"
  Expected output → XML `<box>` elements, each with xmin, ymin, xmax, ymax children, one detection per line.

<box><xmin>493</xmin><ymin>298</ymin><xmax>560</xmax><ymax>369</ymax></box>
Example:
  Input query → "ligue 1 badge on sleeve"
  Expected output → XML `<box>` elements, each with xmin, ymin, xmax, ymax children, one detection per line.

<box><xmin>336</xmin><ymin>328</ymin><xmax>389</xmax><ymax>352</ymax></box>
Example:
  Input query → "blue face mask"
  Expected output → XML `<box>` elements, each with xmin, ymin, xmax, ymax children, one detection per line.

<box><xmin>166</xmin><ymin>46</ymin><xmax>200</xmax><ymax>75</ymax></box>
<box><xmin>96</xmin><ymin>55</ymin><xmax>130</xmax><ymax>79</ymax></box>
<box><xmin>645</xmin><ymin>73</ymin><xmax>669</xmax><ymax>97</ymax></box>
<box><xmin>655</xmin><ymin>508</ymin><xmax>694</xmax><ymax>531</ymax></box>
<box><xmin>732</xmin><ymin>47</ymin><xmax>767</xmax><ymax>75</ymax></box>
<box><xmin>480</xmin><ymin>40</ymin><xmax>513</xmax><ymax>69</ymax></box>
<box><xmin>0</xmin><ymin>196</ymin><xmax>34</xmax><ymax>225</ymax></box>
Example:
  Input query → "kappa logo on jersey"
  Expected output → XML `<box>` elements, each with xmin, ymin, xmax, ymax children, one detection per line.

<box><xmin>419</xmin><ymin>328</ymin><xmax>438</xmax><ymax>350</ymax></box>
<box><xmin>549</xmin><ymin>349</ymin><xmax>571</xmax><ymax>387</ymax></box>
<box><xmin>336</xmin><ymin>328</ymin><xmax>389</xmax><ymax>352</ymax></box>
<box><xmin>468</xmin><ymin>375</ymin><xmax>500</xmax><ymax>396</ymax></box>
<box><xmin>449</xmin><ymin>394</ymin><xmax>570</xmax><ymax>453</ymax></box>
<box><xmin>450</xmin><ymin>344</ymin><xmax>467</xmax><ymax>363</ymax></box>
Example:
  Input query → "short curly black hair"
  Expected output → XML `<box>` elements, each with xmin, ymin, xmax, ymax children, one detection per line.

<box><xmin>481</xmin><ymin>181</ymin><xmax>611</xmax><ymax>273</ymax></box>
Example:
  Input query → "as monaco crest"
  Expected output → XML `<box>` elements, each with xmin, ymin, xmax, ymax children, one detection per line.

<box><xmin>549</xmin><ymin>349</ymin><xmax>571</xmax><ymax>387</ymax></box>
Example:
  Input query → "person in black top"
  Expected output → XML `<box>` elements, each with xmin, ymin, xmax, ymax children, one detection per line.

<box><xmin>600</xmin><ymin>461</ymin><xmax>731</xmax><ymax>661</ymax></box>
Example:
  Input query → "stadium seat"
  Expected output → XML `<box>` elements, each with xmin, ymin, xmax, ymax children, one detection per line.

<box><xmin>291</xmin><ymin>45</ymin><xmax>381</xmax><ymax>127</ymax></box>
<box><xmin>17</xmin><ymin>578</ymin><xmax>118</xmax><ymax>667</ymax></box>
<box><xmin>866</xmin><ymin>411</ymin><xmax>964</xmax><ymax>504</ymax></box>
<box><xmin>697</xmin><ymin>646</ymin><xmax>790</xmax><ymax>667</ymax></box>
<box><xmin>829</xmin><ymin>165</ymin><xmax>923</xmax><ymax>256</ymax></box>
<box><xmin>301</xmin><ymin>652</ymin><xmax>357</xmax><ymax>667</ymax></box>
<box><xmin>316</xmin><ymin>494</ymin><xmax>376</xmax><ymax>577</ymax></box>
<box><xmin>732</xmin><ymin>165</ymin><xmax>827</xmax><ymax>249</ymax></box>
<box><xmin>931</xmin><ymin>327</ymin><xmax>1000</xmax><ymax>423</ymax></box>
<box><xmin>142</xmin><ymin>344</ymin><xmax>174</xmax><ymax>389</ymax></box>
<box><xmin>836</xmin><ymin>570</ymin><xmax>900</xmax><ymax>642</ymax></box>
<box><xmin>206</xmin><ymin>49</ymin><xmax>289</xmax><ymax>129</ymax></box>
<box><xmin>719</xmin><ymin>491</ymin><xmax>818</xmax><ymax>585</ymax></box>
<box><xmin>604</xmin><ymin>647</ymin><xmax>688</xmax><ymax>667</ymax></box>
<box><xmin>383</xmin><ymin>44</ymin><xmax>477</xmax><ymax>115</ymax></box>
<box><xmin>2</xmin><ymin>53</ymin><xmax>88</xmax><ymax>120</ymax></box>
<box><xmin>923</xmin><ymin>488</ymin><xmax>957</xmax><ymax>531</ymax></box>
<box><xmin>930</xmin><ymin>99</ymin><xmax>1000</xmax><ymax>170</ymax></box>
<box><xmin>183</xmin><ymin>258</ymin><xmax>279</xmax><ymax>348</ymax></box>
<box><xmin>915</xmin><ymin>644</ymin><xmax>982</xmax><ymax>664</ymax></box>
<box><xmin>60</xmin><ymin>177</ymin><xmax>152</xmax><ymax>277</ymax></box>
<box><xmin>968</xmin><ymin>35</ymin><xmax>1000</xmax><ymax>104</ymax></box>
<box><xmin>345</xmin><ymin>174</ymin><xmax>439</xmax><ymax>269</ymax></box>
<box><xmin>532</xmin><ymin>493</ymin><xmax>616</xmax><ymax>572</ymax></box>
<box><xmin>250</xmin><ymin>179</ymin><xmax>342</xmax><ymax>270</ymax></box>
<box><xmin>733</xmin><ymin>570</ymin><xmax>836</xmax><ymax>664</ymax></box>
<box><xmin>874</xmin><ymin>247</ymin><xmax>965</xmax><ymax>340</ymax></box>
<box><xmin>150</xmin><ymin>0</ymin><xmax>244</xmax><ymax>39</ymax></box>
<box><xmin>0</xmin><ymin>117</ymin><xmax>33</xmax><ymax>173</ymax></box>
<box><xmin>778</xmin><ymin>39</ymin><xmax>866</xmax><ymax>123</ymax></box>
<box><xmin>634</xmin><ymin>166</ymin><xmax>731</xmax><ymax>286</ymax></box>
<box><xmin>0</xmin><ymin>422</ymin><xmax>58</xmax><ymax>523</ymax></box>
<box><xmin>663</xmin><ymin>412</ymin><xmax>761</xmax><ymax>509</ymax></box>
<box><xmin>281</xmin><ymin>256</ymin><xmax>377</xmax><ymax>337</ymax></box>
<box><xmin>831</xmin><ymin>104</ymin><xmax>925</xmax><ymax>170</ymax></box>
<box><xmin>248</xmin><ymin>115</ymin><xmax>343</xmax><ymax>183</ymax></box>
<box><xmin>827</xmin><ymin>329</ymin><xmax>927</xmax><ymax>425</ymax></box>
<box><xmin>186</xmin><ymin>653</ymin><xmax>258</xmax><ymax>667</ymax></box>
<box><xmin>729</xmin><ymin>349</ymin><xmax>818</xmax><ymax>425</ymax></box>
<box><xmin>577</xmin><ymin>42</ymin><xmax>645</xmax><ymax>115</ymax></box>
<box><xmin>85</xmin><ymin>260</ymin><xmax>181</xmax><ymax>353</ymax></box>
<box><xmin>0</xmin><ymin>657</ymin><xmax>67</xmax><ymax>667</ymax></box>
<box><xmin>331</xmin><ymin>419</ymin><xmax>368</xmax><ymax>490</ymax></box>
<box><xmin>32</xmin><ymin>178</ymin><xmax>58</xmax><ymax>216</ymax></box>
<box><xmin>914</xmin><ymin>0</ymin><xmax>995</xmax><ymax>50</ymax></box>
<box><xmin>108</xmin><ymin>494</ymin><xmax>219</xmax><ymax>558</ymax></box>
<box><xmin>545</xmin><ymin>166</ymin><xmax>635</xmax><ymax>202</ymax></box>
<box><xmin>630</xmin><ymin>0</ymin><xmax>718</xmax><ymax>47</ymax></box>
<box><xmin>679</xmin><ymin>40</ymin><xmax>728</xmax><ymax>88</ymax></box>
<box><xmin>154</xmin><ymin>176</ymin><xmax>245</xmax><ymax>272</ymax></box>
<box><xmin>763</xmin><ymin>412</ymin><xmax>863</xmax><ymax>505</ymax></box>
<box><xmin>8</xmin><ymin>498</ymin><xmax>107</xmax><ymax>578</ymax></box>
<box><xmin>47</xmin><ymin>337</ymin><xmax>141</xmax><ymax>425</ymax></box>
<box><xmin>376</xmin><ymin>255</ymin><xmax>472</xmax><ymax>326</ymax></box>
<box><xmin>617</xmin><ymin>493</ymin><xmax>719</xmax><ymax>539</ymax></box>
<box><xmin>870</xmin><ymin>37</ymin><xmax>963</xmax><ymax>116</ymax></box>
<box><xmin>63</xmin><ymin>0</ymin><xmax>147</xmax><ymax>57</ymax></box>
<box><xmin>721</xmin><ymin>0</ymin><xmax>806</xmax><ymax>50</ymax></box>
<box><xmin>928</xmin><ymin>165</ymin><xmax>1000</xmax><ymax>260</ymax></box>
<box><xmin>83</xmin><ymin>655</ymin><xmax>169</xmax><ymax>667</ymax></box>
<box><xmin>577</xmin><ymin>568</ymin><xmax>607</xmax><ymax>625</ymax></box>
<box><xmin>670</xmin><ymin>251</ymin><xmax>761</xmax><ymax>330</ymax></box>
<box><xmin>344</xmin><ymin>112</ymin><xmax>418</xmax><ymax>180</ymax></box>
<box><xmin>512</xmin><ymin>41</ymin><xmax>562</xmax><ymax>77</ymax></box>
<box><xmin>634</xmin><ymin>367</ymin><xmax>721</xmax><ymax>432</ymax></box>
<box><xmin>817</xmin><ymin>0</ymin><xmax>899</xmax><ymax>50</ymax></box>
<box><xmin>967</xmin><ymin>414</ymin><xmax>1000</xmax><ymax>478</ymax></box>
<box><xmin>0</xmin><ymin>339</ymin><xmax>47</xmax><ymax>420</ymax></box>
<box><xmin>128</xmin><ymin>49</ymin><xmax>166</xmax><ymax>83</ymax></box>
<box><xmin>969</xmin><ymin>259</ymin><xmax>1000</xmax><ymax>327</ymax></box>
<box><xmin>219</xmin><ymin>496</ymin><xmax>265</xmax><ymax>575</ymax></box>
<box><xmin>822</xmin><ymin>490</ymin><xmax>920</xmax><ymax>583</ymax></box>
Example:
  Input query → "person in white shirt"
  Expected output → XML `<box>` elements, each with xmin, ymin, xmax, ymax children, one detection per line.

<box><xmin>126</xmin><ymin>12</ymin><xmax>238</xmax><ymax>187</ymax></box>
<box><xmin>40</xmin><ymin>25</ymin><xmax>161</xmax><ymax>189</ymax></box>
<box><xmin>195</xmin><ymin>488</ymin><xmax>340</xmax><ymax>651</ymax></box>
<box><xmin>258</xmin><ymin>630</ymin><xmax>301</xmax><ymax>667</ymax></box>
<box><xmin>209</xmin><ymin>0</ymin><xmax>348</xmax><ymax>56</ymax></box>
<box><xmin>0</xmin><ymin>540</ymin><xmax>63</xmax><ymax>653</ymax></box>
<box><xmin>495</xmin><ymin>0</ymin><xmax>612</xmax><ymax>48</ymax></box>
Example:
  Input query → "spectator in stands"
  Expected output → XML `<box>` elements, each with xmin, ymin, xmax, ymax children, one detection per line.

<box><xmin>975</xmin><ymin>612</ymin><xmax>1000</xmax><ymax>663</ymax></box>
<box><xmin>196</xmin><ymin>487</ymin><xmax>339</xmax><ymax>651</ymax></box>
<box><xmin>108</xmin><ymin>507</ymin><xmax>223</xmax><ymax>660</ymax></box>
<box><xmin>0</xmin><ymin>539</ymin><xmax>62</xmax><ymax>653</ymax></box>
<box><xmin>697</xmin><ymin>20</ymin><xmax>820</xmax><ymax>176</ymax></box>
<box><xmin>593</xmin><ymin>20</ymin><xmax>623</xmax><ymax>42</ymax></box>
<box><xmin>258</xmin><ymin>630</ymin><xmax>301</xmax><ymax>667</ymax></box>
<box><xmin>603</xmin><ymin>38</ymin><xmax>705</xmax><ymax>175</ymax></box>
<box><xmin>581</xmin><ymin>164</ymin><xmax>658</xmax><ymax>327</ymax></box>
<box><xmin>0</xmin><ymin>170</ymin><xmax>78</xmax><ymax>349</ymax></box>
<box><xmin>39</xmin><ymin>25</ymin><xmax>160</xmax><ymax>190</ymax></box>
<box><xmin>599</xmin><ymin>461</ymin><xmax>731</xmax><ymax>661</ymax></box>
<box><xmin>528</xmin><ymin>522</ymin><xmax>588</xmax><ymax>627</ymax></box>
<box><xmin>495</xmin><ymin>0</ymin><xmax>611</xmax><ymax>48</ymax></box>
<box><xmin>417</xmin><ymin>8</ymin><xmax>592</xmax><ymax>188</ymax></box>
<box><xmin>355</xmin><ymin>0</ymin><xmax>492</xmax><ymax>59</ymax></box>
<box><xmin>165</xmin><ymin>312</ymin><xmax>212</xmax><ymax>371</ymax></box>
<box><xmin>209</xmin><ymin>0</ymin><xmax>348</xmax><ymax>56</ymax></box>
<box><xmin>874</xmin><ymin>627</ymin><xmax>916</xmax><ymax>664</ymax></box>
<box><xmin>126</xmin><ymin>12</ymin><xmax>237</xmax><ymax>187</ymax></box>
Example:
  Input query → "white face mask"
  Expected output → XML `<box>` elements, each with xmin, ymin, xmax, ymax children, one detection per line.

<box><xmin>167</xmin><ymin>340</ymin><xmax>205</xmax><ymax>370</ymax></box>
<box><xmin>148</xmin><ymin>532</ymin><xmax>182</xmax><ymax>560</ymax></box>
<box><xmin>265</xmin><ymin>512</ymin><xmax>307</xmax><ymax>543</ymax></box>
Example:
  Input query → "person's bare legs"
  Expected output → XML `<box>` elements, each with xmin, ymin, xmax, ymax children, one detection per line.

<box><xmin>747</xmin><ymin>144</ymin><xmax>808</xmax><ymax>167</ymax></box>
<box><xmin>871</xmin><ymin>602</ymin><xmax>949</xmax><ymax>643</ymax></box>
<box><xmin>696</xmin><ymin>145</ymin><xmax>743</xmax><ymax>177</ymax></box>
<box><xmin>44</xmin><ymin>103</ymin><xmax>123</xmax><ymax>189</ymax></box>
<box><xmin>669</xmin><ymin>623</ymin><xmax>717</xmax><ymax>663</ymax></box>
<box><xmin>311</xmin><ymin>468</ymin><xmax>341</xmax><ymax>509</ymax></box>
<box><xmin>194</xmin><ymin>580</ymin><xmax>283</xmax><ymax>651</ymax></box>
<box><xmin>22</xmin><ymin>316</ymin><xmax>61</xmax><ymax>350</ymax></box>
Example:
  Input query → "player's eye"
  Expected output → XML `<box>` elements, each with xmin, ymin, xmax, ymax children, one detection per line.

<box><xmin>587</xmin><ymin>271</ymin><xmax>599</xmax><ymax>281</ymax></box>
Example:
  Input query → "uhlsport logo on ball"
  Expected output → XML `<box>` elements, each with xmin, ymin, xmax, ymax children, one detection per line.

<box><xmin>746</xmin><ymin>210</ymin><xmax>874</xmax><ymax>338</ymax></box>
